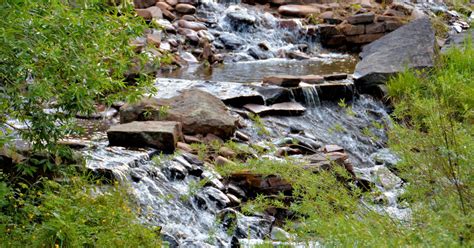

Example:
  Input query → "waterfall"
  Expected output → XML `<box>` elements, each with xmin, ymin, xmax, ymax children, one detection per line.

<box><xmin>299</xmin><ymin>83</ymin><xmax>321</xmax><ymax>108</ymax></box>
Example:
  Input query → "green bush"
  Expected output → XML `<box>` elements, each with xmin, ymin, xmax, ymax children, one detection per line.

<box><xmin>0</xmin><ymin>0</ymin><xmax>157</xmax><ymax>153</ymax></box>
<box><xmin>387</xmin><ymin>39</ymin><xmax>473</xmax><ymax>246</ymax></box>
<box><xmin>0</xmin><ymin>173</ymin><xmax>161</xmax><ymax>247</ymax></box>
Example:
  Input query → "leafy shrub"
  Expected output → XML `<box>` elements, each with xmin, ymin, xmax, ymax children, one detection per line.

<box><xmin>0</xmin><ymin>0</ymin><xmax>157</xmax><ymax>153</ymax></box>
<box><xmin>0</xmin><ymin>173</ymin><xmax>161</xmax><ymax>247</ymax></box>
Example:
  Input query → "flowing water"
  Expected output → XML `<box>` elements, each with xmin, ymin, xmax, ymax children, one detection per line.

<box><xmin>81</xmin><ymin>1</ymin><xmax>411</xmax><ymax>247</ymax></box>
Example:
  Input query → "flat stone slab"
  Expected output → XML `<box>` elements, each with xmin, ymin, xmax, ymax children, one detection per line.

<box><xmin>107</xmin><ymin>121</ymin><xmax>182</xmax><ymax>153</ymax></box>
<box><xmin>243</xmin><ymin>102</ymin><xmax>306</xmax><ymax>116</ymax></box>
<box><xmin>263</xmin><ymin>75</ymin><xmax>301</xmax><ymax>87</ymax></box>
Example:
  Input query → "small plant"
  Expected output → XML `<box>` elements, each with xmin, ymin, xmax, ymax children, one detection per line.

<box><xmin>249</xmin><ymin>113</ymin><xmax>270</xmax><ymax>136</ymax></box>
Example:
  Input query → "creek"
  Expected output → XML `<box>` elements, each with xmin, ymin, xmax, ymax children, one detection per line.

<box><xmin>83</xmin><ymin>1</ymin><xmax>411</xmax><ymax>247</ymax></box>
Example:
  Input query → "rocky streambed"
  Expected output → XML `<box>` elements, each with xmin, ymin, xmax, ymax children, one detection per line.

<box><xmin>66</xmin><ymin>0</ymin><xmax>473</xmax><ymax>246</ymax></box>
<box><xmin>2</xmin><ymin>0</ymin><xmax>470</xmax><ymax>247</ymax></box>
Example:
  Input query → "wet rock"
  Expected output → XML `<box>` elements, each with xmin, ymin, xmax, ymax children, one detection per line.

<box><xmin>182</xmin><ymin>152</ymin><xmax>204</xmax><ymax>166</ymax></box>
<box><xmin>300</xmin><ymin>75</ymin><xmax>324</xmax><ymax>84</ymax></box>
<box><xmin>136</xmin><ymin>6</ymin><xmax>163</xmax><ymax>20</ymax></box>
<box><xmin>120</xmin><ymin>89</ymin><xmax>237</xmax><ymax>139</ymax></box>
<box><xmin>278</xmin><ymin>5</ymin><xmax>320</xmax><ymax>17</ymax></box>
<box><xmin>219</xmin><ymin>33</ymin><xmax>243</xmax><ymax>50</ymax></box>
<box><xmin>226</xmin><ymin>193</ymin><xmax>241</xmax><ymax>206</ymax></box>
<box><xmin>254</xmin><ymin>86</ymin><xmax>292</xmax><ymax>105</ymax></box>
<box><xmin>372</xmin><ymin>167</ymin><xmax>402</xmax><ymax>190</ymax></box>
<box><xmin>166</xmin><ymin>161</ymin><xmax>188</xmax><ymax>180</ymax></box>
<box><xmin>235</xmin><ymin>131</ymin><xmax>250</xmax><ymax>142</ymax></box>
<box><xmin>369</xmin><ymin>148</ymin><xmax>400</xmax><ymax>169</ymax></box>
<box><xmin>107</xmin><ymin>121</ymin><xmax>181</xmax><ymax>153</ymax></box>
<box><xmin>133</xmin><ymin>0</ymin><xmax>158</xmax><ymax>8</ymax></box>
<box><xmin>226</xmin><ymin>7</ymin><xmax>257</xmax><ymax>26</ymax></box>
<box><xmin>156</xmin><ymin>2</ymin><xmax>173</xmax><ymax>11</ymax></box>
<box><xmin>243</xmin><ymin>102</ymin><xmax>306</xmax><ymax>116</ymax></box>
<box><xmin>271</xmin><ymin>227</ymin><xmax>292</xmax><ymax>240</ymax></box>
<box><xmin>177</xmin><ymin>20</ymin><xmax>207</xmax><ymax>31</ymax></box>
<box><xmin>197</xmin><ymin>30</ymin><xmax>215</xmax><ymax>42</ymax></box>
<box><xmin>161</xmin><ymin>233</ymin><xmax>180</xmax><ymax>248</ymax></box>
<box><xmin>304</xmin><ymin>152</ymin><xmax>354</xmax><ymax>176</ymax></box>
<box><xmin>228</xmin><ymin>172</ymin><xmax>292</xmax><ymax>197</ymax></box>
<box><xmin>287</xmin><ymin>50</ymin><xmax>310</xmax><ymax>60</ymax></box>
<box><xmin>175</xmin><ymin>3</ymin><xmax>196</xmax><ymax>14</ymax></box>
<box><xmin>226</xmin><ymin>184</ymin><xmax>247</xmax><ymax>199</ymax></box>
<box><xmin>347</xmin><ymin>13</ymin><xmax>375</xmax><ymax>24</ymax></box>
<box><xmin>263</xmin><ymin>75</ymin><xmax>301</xmax><ymax>87</ymax></box>
<box><xmin>354</xmin><ymin>18</ymin><xmax>436</xmax><ymax>95</ymax></box>
<box><xmin>203</xmin><ymin>187</ymin><xmax>231</xmax><ymax>208</ymax></box>
<box><xmin>179</xmin><ymin>51</ymin><xmax>198</xmax><ymax>64</ymax></box>
<box><xmin>248</xmin><ymin>47</ymin><xmax>270</xmax><ymax>60</ymax></box>
<box><xmin>288</xmin><ymin>134</ymin><xmax>322</xmax><ymax>151</ymax></box>
<box><xmin>130</xmin><ymin>168</ymin><xmax>147</xmax><ymax>182</ymax></box>
<box><xmin>276</xmin><ymin>147</ymin><xmax>302</xmax><ymax>157</ymax></box>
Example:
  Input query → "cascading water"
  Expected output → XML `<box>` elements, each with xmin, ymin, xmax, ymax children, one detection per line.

<box><xmin>84</xmin><ymin>144</ymin><xmax>275</xmax><ymax>247</ymax></box>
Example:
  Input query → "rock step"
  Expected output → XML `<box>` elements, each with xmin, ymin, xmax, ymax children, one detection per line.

<box><xmin>107</xmin><ymin>121</ymin><xmax>182</xmax><ymax>153</ymax></box>
<box><xmin>243</xmin><ymin>102</ymin><xmax>306</xmax><ymax>116</ymax></box>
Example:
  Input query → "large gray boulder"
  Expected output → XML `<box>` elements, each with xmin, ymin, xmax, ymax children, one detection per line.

<box><xmin>353</xmin><ymin>18</ymin><xmax>436</xmax><ymax>95</ymax></box>
<box><xmin>120</xmin><ymin>89</ymin><xmax>237</xmax><ymax>139</ymax></box>
<box><xmin>107</xmin><ymin>121</ymin><xmax>182</xmax><ymax>153</ymax></box>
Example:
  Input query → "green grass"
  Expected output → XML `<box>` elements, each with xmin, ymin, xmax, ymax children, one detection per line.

<box><xmin>0</xmin><ymin>172</ymin><xmax>161</xmax><ymax>247</ymax></box>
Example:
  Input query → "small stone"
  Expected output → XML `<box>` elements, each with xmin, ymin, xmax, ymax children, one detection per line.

<box><xmin>175</xmin><ymin>3</ymin><xmax>196</xmax><ymax>14</ymax></box>
<box><xmin>146</xmin><ymin>33</ymin><xmax>161</xmax><ymax>47</ymax></box>
<box><xmin>219</xmin><ymin>147</ymin><xmax>236</xmax><ymax>158</ymax></box>
<box><xmin>177</xmin><ymin>142</ymin><xmax>194</xmax><ymax>153</ymax></box>
<box><xmin>235</xmin><ymin>131</ymin><xmax>250</xmax><ymax>141</ymax></box>
<box><xmin>136</xmin><ymin>6</ymin><xmax>163</xmax><ymax>20</ymax></box>
<box><xmin>323</xmin><ymin>144</ymin><xmax>344</xmax><ymax>153</ymax></box>
<box><xmin>215</xmin><ymin>156</ymin><xmax>234</xmax><ymax>166</ymax></box>
<box><xmin>226</xmin><ymin>193</ymin><xmax>241</xmax><ymax>206</ymax></box>
<box><xmin>178</xmin><ymin>20</ymin><xmax>207</xmax><ymax>31</ymax></box>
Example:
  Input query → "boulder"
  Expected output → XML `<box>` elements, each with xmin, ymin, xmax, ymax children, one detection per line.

<box><xmin>107</xmin><ymin>121</ymin><xmax>181</xmax><ymax>153</ymax></box>
<box><xmin>278</xmin><ymin>5</ymin><xmax>320</xmax><ymax>17</ymax></box>
<box><xmin>120</xmin><ymin>89</ymin><xmax>237</xmax><ymax>139</ymax></box>
<box><xmin>219</xmin><ymin>33</ymin><xmax>243</xmax><ymax>50</ymax></box>
<box><xmin>353</xmin><ymin>18</ymin><xmax>436</xmax><ymax>94</ymax></box>
<box><xmin>175</xmin><ymin>3</ymin><xmax>196</xmax><ymax>14</ymax></box>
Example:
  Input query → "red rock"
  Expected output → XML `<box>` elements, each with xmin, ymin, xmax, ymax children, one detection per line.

<box><xmin>134</xmin><ymin>0</ymin><xmax>158</xmax><ymax>8</ymax></box>
<box><xmin>175</xmin><ymin>3</ymin><xmax>196</xmax><ymax>14</ymax></box>
<box><xmin>177</xmin><ymin>20</ymin><xmax>207</xmax><ymax>31</ymax></box>
<box><xmin>277</xmin><ymin>19</ymin><xmax>301</xmax><ymax>29</ymax></box>
<box><xmin>278</xmin><ymin>5</ymin><xmax>320</xmax><ymax>17</ymax></box>
<box><xmin>263</xmin><ymin>75</ymin><xmax>301</xmax><ymax>87</ymax></box>
<box><xmin>155</xmin><ymin>1</ymin><xmax>173</xmax><ymax>11</ymax></box>
<box><xmin>300</xmin><ymin>75</ymin><xmax>324</xmax><ymax>84</ymax></box>
<box><xmin>339</xmin><ymin>23</ymin><xmax>365</xmax><ymax>36</ymax></box>
<box><xmin>165</xmin><ymin>0</ymin><xmax>177</xmax><ymax>6</ymax></box>
<box><xmin>322</xmin><ymin>34</ymin><xmax>346</xmax><ymax>47</ymax></box>
<box><xmin>136</xmin><ymin>6</ymin><xmax>162</xmax><ymax>20</ymax></box>
<box><xmin>177</xmin><ymin>142</ymin><xmax>194</xmax><ymax>153</ymax></box>
<box><xmin>146</xmin><ymin>33</ymin><xmax>161</xmax><ymax>47</ymax></box>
